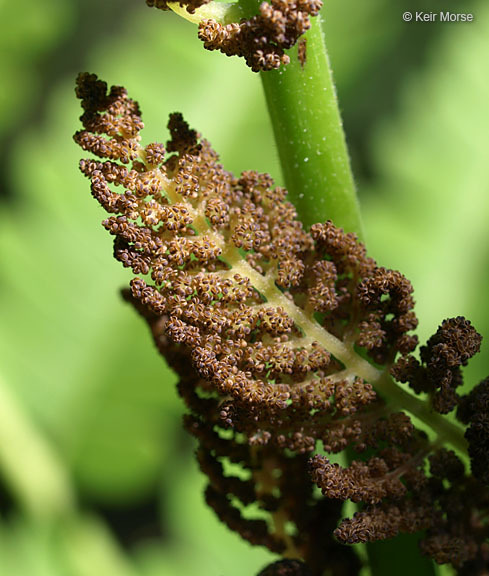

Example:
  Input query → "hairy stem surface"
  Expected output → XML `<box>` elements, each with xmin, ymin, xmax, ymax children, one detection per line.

<box><xmin>259</xmin><ymin>16</ymin><xmax>362</xmax><ymax>235</ymax></box>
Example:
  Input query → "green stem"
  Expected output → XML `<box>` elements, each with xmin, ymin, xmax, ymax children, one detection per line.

<box><xmin>259</xmin><ymin>16</ymin><xmax>363</xmax><ymax>236</ymax></box>
<box><xmin>176</xmin><ymin>0</ymin><xmax>362</xmax><ymax>236</ymax></box>
<box><xmin>375</xmin><ymin>371</ymin><xmax>466</xmax><ymax>454</ymax></box>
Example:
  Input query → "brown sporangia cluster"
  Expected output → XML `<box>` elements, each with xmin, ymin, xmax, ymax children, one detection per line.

<box><xmin>145</xmin><ymin>0</ymin><xmax>322</xmax><ymax>71</ymax></box>
<box><xmin>458</xmin><ymin>378</ymin><xmax>489</xmax><ymax>486</ymax></box>
<box><xmin>123</xmin><ymin>289</ymin><xmax>361</xmax><ymax>575</ymax></box>
<box><xmin>392</xmin><ymin>317</ymin><xmax>482</xmax><ymax>414</ymax></box>
<box><xmin>75</xmin><ymin>73</ymin><xmax>489</xmax><ymax>575</ymax></box>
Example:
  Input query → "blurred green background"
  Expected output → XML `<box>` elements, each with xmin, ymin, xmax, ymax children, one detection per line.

<box><xmin>0</xmin><ymin>0</ymin><xmax>488</xmax><ymax>574</ymax></box>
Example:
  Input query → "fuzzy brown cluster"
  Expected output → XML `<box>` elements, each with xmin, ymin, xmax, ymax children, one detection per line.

<box><xmin>198</xmin><ymin>0</ymin><xmax>322</xmax><ymax>71</ymax></box>
<box><xmin>145</xmin><ymin>0</ymin><xmax>322</xmax><ymax>71</ymax></box>
<box><xmin>458</xmin><ymin>378</ymin><xmax>489</xmax><ymax>486</ymax></box>
<box><xmin>123</xmin><ymin>289</ymin><xmax>361</xmax><ymax>575</ymax></box>
<box><xmin>75</xmin><ymin>74</ymin><xmax>489</xmax><ymax>575</ymax></box>
<box><xmin>312</xmin><ymin>446</ymin><xmax>489</xmax><ymax>571</ymax></box>
<box><xmin>392</xmin><ymin>317</ymin><xmax>482</xmax><ymax>414</ymax></box>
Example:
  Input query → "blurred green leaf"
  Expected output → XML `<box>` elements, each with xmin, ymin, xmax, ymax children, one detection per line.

<box><xmin>0</xmin><ymin>0</ymin><xmax>74</xmax><ymax>130</ymax></box>
<box><xmin>363</xmin><ymin>0</ymin><xmax>489</xmax><ymax>386</ymax></box>
<box><xmin>0</xmin><ymin>514</ymin><xmax>143</xmax><ymax>576</ymax></box>
<box><xmin>0</xmin><ymin>517</ymin><xmax>62</xmax><ymax>576</ymax></box>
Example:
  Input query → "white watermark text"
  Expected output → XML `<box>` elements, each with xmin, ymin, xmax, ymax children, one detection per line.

<box><xmin>402</xmin><ymin>11</ymin><xmax>474</xmax><ymax>23</ymax></box>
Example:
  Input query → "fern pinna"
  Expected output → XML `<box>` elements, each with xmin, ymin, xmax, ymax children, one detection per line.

<box><xmin>74</xmin><ymin>73</ymin><xmax>489</xmax><ymax>576</ymax></box>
